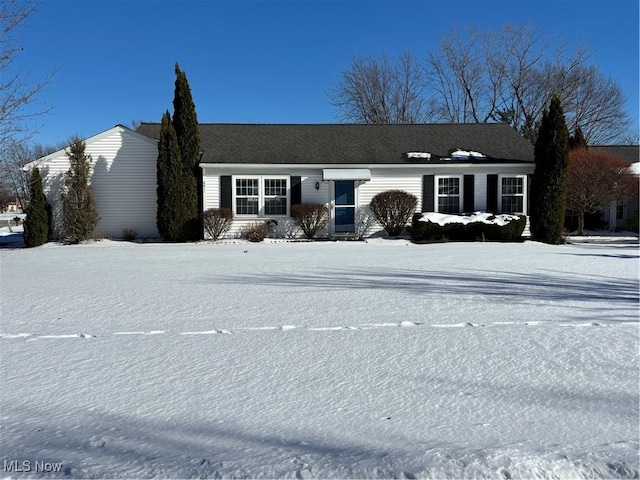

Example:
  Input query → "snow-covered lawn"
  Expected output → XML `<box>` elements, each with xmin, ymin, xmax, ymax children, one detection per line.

<box><xmin>1</xmin><ymin>236</ymin><xmax>638</xmax><ymax>479</ymax></box>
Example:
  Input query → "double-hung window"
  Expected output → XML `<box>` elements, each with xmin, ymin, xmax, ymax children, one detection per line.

<box><xmin>263</xmin><ymin>178</ymin><xmax>288</xmax><ymax>215</ymax></box>
<box><xmin>500</xmin><ymin>175</ymin><xmax>525</xmax><ymax>214</ymax></box>
<box><xmin>235</xmin><ymin>178</ymin><xmax>260</xmax><ymax>215</ymax></box>
<box><xmin>436</xmin><ymin>176</ymin><xmax>461</xmax><ymax>213</ymax></box>
<box><xmin>233</xmin><ymin>176</ymin><xmax>289</xmax><ymax>217</ymax></box>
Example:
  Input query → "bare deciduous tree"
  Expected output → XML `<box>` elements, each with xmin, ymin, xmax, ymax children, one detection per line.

<box><xmin>566</xmin><ymin>148</ymin><xmax>638</xmax><ymax>235</ymax></box>
<box><xmin>0</xmin><ymin>0</ymin><xmax>55</xmax><ymax>147</ymax></box>
<box><xmin>426</xmin><ymin>23</ymin><xmax>631</xmax><ymax>144</ymax></box>
<box><xmin>0</xmin><ymin>140</ymin><xmax>64</xmax><ymax>210</ymax></box>
<box><xmin>329</xmin><ymin>51</ymin><xmax>428</xmax><ymax>124</ymax></box>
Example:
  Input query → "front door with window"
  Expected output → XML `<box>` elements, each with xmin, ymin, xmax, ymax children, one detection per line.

<box><xmin>334</xmin><ymin>180</ymin><xmax>355</xmax><ymax>233</ymax></box>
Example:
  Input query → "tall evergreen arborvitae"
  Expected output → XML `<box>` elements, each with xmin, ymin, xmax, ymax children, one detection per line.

<box><xmin>23</xmin><ymin>167</ymin><xmax>49</xmax><ymax>247</ymax></box>
<box><xmin>61</xmin><ymin>138</ymin><xmax>100</xmax><ymax>243</ymax></box>
<box><xmin>156</xmin><ymin>110</ymin><xmax>189</xmax><ymax>241</ymax></box>
<box><xmin>529</xmin><ymin>95</ymin><xmax>570</xmax><ymax>244</ymax></box>
<box><xmin>568</xmin><ymin>126</ymin><xmax>587</xmax><ymax>150</ymax></box>
<box><xmin>172</xmin><ymin>62</ymin><xmax>201</xmax><ymax>240</ymax></box>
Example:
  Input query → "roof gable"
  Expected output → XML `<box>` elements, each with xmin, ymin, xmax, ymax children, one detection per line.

<box><xmin>136</xmin><ymin>123</ymin><xmax>534</xmax><ymax>164</ymax></box>
<box><xmin>24</xmin><ymin>125</ymin><xmax>157</xmax><ymax>170</ymax></box>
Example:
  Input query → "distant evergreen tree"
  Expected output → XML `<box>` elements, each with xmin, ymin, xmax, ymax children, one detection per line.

<box><xmin>61</xmin><ymin>137</ymin><xmax>99</xmax><ymax>243</ymax></box>
<box><xmin>23</xmin><ymin>167</ymin><xmax>49</xmax><ymax>247</ymax></box>
<box><xmin>156</xmin><ymin>110</ymin><xmax>189</xmax><ymax>241</ymax></box>
<box><xmin>172</xmin><ymin>62</ymin><xmax>201</xmax><ymax>240</ymax></box>
<box><xmin>568</xmin><ymin>126</ymin><xmax>587</xmax><ymax>150</ymax></box>
<box><xmin>529</xmin><ymin>95</ymin><xmax>569</xmax><ymax>244</ymax></box>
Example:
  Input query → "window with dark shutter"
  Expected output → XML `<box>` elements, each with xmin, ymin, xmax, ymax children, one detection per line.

<box><xmin>422</xmin><ymin>175</ymin><xmax>434</xmax><ymax>212</ymax></box>
<box><xmin>220</xmin><ymin>176</ymin><xmax>232</xmax><ymax>209</ymax></box>
<box><xmin>463</xmin><ymin>175</ymin><xmax>474</xmax><ymax>213</ymax></box>
<box><xmin>291</xmin><ymin>176</ymin><xmax>302</xmax><ymax>206</ymax></box>
<box><xmin>487</xmin><ymin>174</ymin><xmax>498</xmax><ymax>213</ymax></box>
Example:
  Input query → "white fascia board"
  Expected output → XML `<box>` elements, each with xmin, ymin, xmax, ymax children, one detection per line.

<box><xmin>200</xmin><ymin>162</ymin><xmax>532</xmax><ymax>170</ymax></box>
<box><xmin>322</xmin><ymin>168</ymin><xmax>371</xmax><ymax>181</ymax></box>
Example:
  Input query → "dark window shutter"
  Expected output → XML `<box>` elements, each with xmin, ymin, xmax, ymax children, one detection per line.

<box><xmin>527</xmin><ymin>175</ymin><xmax>531</xmax><ymax>216</ymax></box>
<box><xmin>220</xmin><ymin>176</ymin><xmax>232</xmax><ymax>209</ymax></box>
<box><xmin>291</xmin><ymin>176</ymin><xmax>302</xmax><ymax>206</ymax></box>
<box><xmin>487</xmin><ymin>174</ymin><xmax>498</xmax><ymax>213</ymax></box>
<box><xmin>463</xmin><ymin>175</ymin><xmax>474</xmax><ymax>213</ymax></box>
<box><xmin>422</xmin><ymin>175</ymin><xmax>434</xmax><ymax>212</ymax></box>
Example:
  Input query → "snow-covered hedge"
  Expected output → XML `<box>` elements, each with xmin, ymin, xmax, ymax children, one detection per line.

<box><xmin>410</xmin><ymin>212</ymin><xmax>526</xmax><ymax>242</ymax></box>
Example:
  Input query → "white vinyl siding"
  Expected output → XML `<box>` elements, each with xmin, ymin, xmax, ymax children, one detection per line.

<box><xmin>201</xmin><ymin>166</ymin><xmax>534</xmax><ymax>239</ymax></box>
<box><xmin>33</xmin><ymin>127</ymin><xmax>159</xmax><ymax>239</ymax></box>
<box><xmin>357</xmin><ymin>170</ymin><xmax>422</xmax><ymax>205</ymax></box>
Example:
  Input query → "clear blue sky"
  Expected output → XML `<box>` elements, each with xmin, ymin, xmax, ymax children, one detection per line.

<box><xmin>17</xmin><ymin>0</ymin><xmax>640</xmax><ymax>147</ymax></box>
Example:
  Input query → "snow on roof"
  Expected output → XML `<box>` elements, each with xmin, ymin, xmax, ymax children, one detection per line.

<box><xmin>451</xmin><ymin>149</ymin><xmax>487</xmax><ymax>159</ymax></box>
<box><xmin>406</xmin><ymin>152</ymin><xmax>431</xmax><ymax>159</ymax></box>
<box><xmin>629</xmin><ymin>162</ymin><xmax>640</xmax><ymax>175</ymax></box>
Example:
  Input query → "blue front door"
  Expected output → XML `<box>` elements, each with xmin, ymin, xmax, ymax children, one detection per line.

<box><xmin>334</xmin><ymin>180</ymin><xmax>355</xmax><ymax>233</ymax></box>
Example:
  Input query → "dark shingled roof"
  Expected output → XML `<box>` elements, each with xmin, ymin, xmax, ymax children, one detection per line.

<box><xmin>136</xmin><ymin>123</ymin><xmax>535</xmax><ymax>164</ymax></box>
<box><xmin>590</xmin><ymin>145</ymin><xmax>639</xmax><ymax>165</ymax></box>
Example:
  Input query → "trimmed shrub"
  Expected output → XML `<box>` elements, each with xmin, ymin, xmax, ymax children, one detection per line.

<box><xmin>370</xmin><ymin>190</ymin><xmax>418</xmax><ymax>236</ymax></box>
<box><xmin>121</xmin><ymin>228</ymin><xmax>137</xmax><ymax>241</ymax></box>
<box><xmin>411</xmin><ymin>213</ymin><xmax>526</xmax><ymax>242</ymax></box>
<box><xmin>240</xmin><ymin>221</ymin><xmax>270</xmax><ymax>242</ymax></box>
<box><xmin>291</xmin><ymin>203</ymin><xmax>329</xmax><ymax>239</ymax></box>
<box><xmin>202</xmin><ymin>207</ymin><xmax>233</xmax><ymax>240</ymax></box>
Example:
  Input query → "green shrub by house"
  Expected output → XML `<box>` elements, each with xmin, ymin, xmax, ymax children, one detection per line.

<box><xmin>529</xmin><ymin>95</ymin><xmax>569</xmax><ymax>244</ymax></box>
<box><xmin>23</xmin><ymin>168</ymin><xmax>49</xmax><ymax>247</ymax></box>
<box><xmin>410</xmin><ymin>213</ymin><xmax>526</xmax><ymax>242</ymax></box>
<box><xmin>61</xmin><ymin>138</ymin><xmax>100</xmax><ymax>243</ymax></box>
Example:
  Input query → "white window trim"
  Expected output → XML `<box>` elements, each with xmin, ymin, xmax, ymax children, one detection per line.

<box><xmin>498</xmin><ymin>174</ymin><xmax>527</xmax><ymax>214</ymax></box>
<box><xmin>232</xmin><ymin>175</ymin><xmax>290</xmax><ymax>217</ymax></box>
<box><xmin>435</xmin><ymin>174</ymin><xmax>463</xmax><ymax>214</ymax></box>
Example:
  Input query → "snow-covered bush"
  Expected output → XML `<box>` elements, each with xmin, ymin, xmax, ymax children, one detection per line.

<box><xmin>291</xmin><ymin>203</ymin><xmax>329</xmax><ymax>239</ymax></box>
<box><xmin>411</xmin><ymin>212</ymin><xmax>526</xmax><ymax>242</ymax></box>
<box><xmin>370</xmin><ymin>190</ymin><xmax>417</xmax><ymax>236</ymax></box>
<box><xmin>202</xmin><ymin>208</ymin><xmax>233</xmax><ymax>240</ymax></box>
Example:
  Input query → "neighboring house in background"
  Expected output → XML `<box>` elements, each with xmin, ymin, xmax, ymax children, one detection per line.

<box><xmin>24</xmin><ymin>125</ymin><xmax>159</xmax><ymax>239</ymax></box>
<box><xmin>138</xmin><ymin>122</ymin><xmax>535</xmax><ymax>238</ymax></box>
<box><xmin>27</xmin><ymin>122</ymin><xmax>536</xmax><ymax>240</ymax></box>
<box><xmin>590</xmin><ymin>145</ymin><xmax>640</xmax><ymax>231</ymax></box>
<box><xmin>2</xmin><ymin>201</ymin><xmax>23</xmax><ymax>213</ymax></box>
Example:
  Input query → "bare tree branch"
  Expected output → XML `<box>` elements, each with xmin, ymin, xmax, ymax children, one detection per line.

<box><xmin>425</xmin><ymin>23</ymin><xmax>631</xmax><ymax>144</ymax></box>
<box><xmin>328</xmin><ymin>51</ymin><xmax>428</xmax><ymax>124</ymax></box>
<box><xmin>0</xmin><ymin>0</ymin><xmax>55</xmax><ymax>147</ymax></box>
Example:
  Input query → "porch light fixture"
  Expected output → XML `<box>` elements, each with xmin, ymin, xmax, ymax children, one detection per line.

<box><xmin>315</xmin><ymin>181</ymin><xmax>320</xmax><ymax>190</ymax></box>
